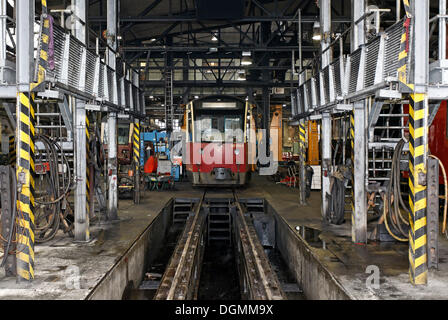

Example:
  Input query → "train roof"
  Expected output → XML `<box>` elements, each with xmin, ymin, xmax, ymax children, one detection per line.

<box><xmin>191</xmin><ymin>95</ymin><xmax>246</xmax><ymax>105</ymax></box>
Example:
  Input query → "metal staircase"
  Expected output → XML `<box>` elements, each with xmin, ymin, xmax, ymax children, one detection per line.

<box><xmin>206</xmin><ymin>199</ymin><xmax>232</xmax><ymax>245</ymax></box>
<box><xmin>172</xmin><ymin>198</ymin><xmax>195</xmax><ymax>224</ymax></box>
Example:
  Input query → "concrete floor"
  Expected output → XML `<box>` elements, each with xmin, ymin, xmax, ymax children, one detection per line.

<box><xmin>0</xmin><ymin>174</ymin><xmax>447</xmax><ymax>299</ymax></box>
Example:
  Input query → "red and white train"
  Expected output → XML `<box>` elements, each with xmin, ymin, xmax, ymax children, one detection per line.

<box><xmin>184</xmin><ymin>95</ymin><xmax>254</xmax><ymax>187</ymax></box>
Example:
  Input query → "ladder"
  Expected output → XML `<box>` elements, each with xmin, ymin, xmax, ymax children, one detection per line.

<box><xmin>172</xmin><ymin>198</ymin><xmax>195</xmax><ymax>224</ymax></box>
<box><xmin>206</xmin><ymin>199</ymin><xmax>232</xmax><ymax>245</ymax></box>
<box><xmin>164</xmin><ymin>59</ymin><xmax>173</xmax><ymax>131</ymax></box>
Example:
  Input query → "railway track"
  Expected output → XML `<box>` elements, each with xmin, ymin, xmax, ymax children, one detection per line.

<box><xmin>154</xmin><ymin>190</ymin><xmax>286</xmax><ymax>300</ymax></box>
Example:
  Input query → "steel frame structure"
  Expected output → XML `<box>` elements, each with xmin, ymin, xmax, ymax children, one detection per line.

<box><xmin>291</xmin><ymin>0</ymin><xmax>447</xmax><ymax>285</ymax></box>
<box><xmin>0</xmin><ymin>0</ymin><xmax>146</xmax><ymax>281</ymax></box>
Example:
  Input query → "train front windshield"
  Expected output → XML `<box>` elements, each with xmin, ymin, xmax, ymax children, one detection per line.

<box><xmin>193</xmin><ymin>100</ymin><xmax>245</xmax><ymax>143</ymax></box>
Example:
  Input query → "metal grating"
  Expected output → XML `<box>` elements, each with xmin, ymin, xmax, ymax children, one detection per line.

<box><xmin>34</xmin><ymin>16</ymin><xmax>146</xmax><ymax>117</ymax></box>
<box><xmin>323</xmin><ymin>66</ymin><xmax>331</xmax><ymax>103</ymax></box>
<box><xmin>384</xmin><ymin>19</ymin><xmax>404</xmax><ymax>78</ymax></box>
<box><xmin>365</xmin><ymin>36</ymin><xmax>381</xmax><ymax>88</ymax></box>
<box><xmin>293</xmin><ymin>18</ymin><xmax>407</xmax><ymax>118</ymax></box>
<box><xmin>48</xmin><ymin>25</ymin><xmax>65</xmax><ymax>81</ymax></box>
<box><xmin>85</xmin><ymin>50</ymin><xmax>96</xmax><ymax>96</ymax></box>
<box><xmin>315</xmin><ymin>76</ymin><xmax>321</xmax><ymax>106</ymax></box>
<box><xmin>305</xmin><ymin>80</ymin><xmax>312</xmax><ymax>111</ymax></box>
<box><xmin>67</xmin><ymin>39</ymin><xmax>83</xmax><ymax>90</ymax></box>
<box><xmin>116</xmin><ymin>77</ymin><xmax>122</xmax><ymax>106</ymax></box>
<box><xmin>107</xmin><ymin>67</ymin><xmax>114</xmax><ymax>102</ymax></box>
<box><xmin>332</xmin><ymin>57</ymin><xmax>342</xmax><ymax>97</ymax></box>
<box><xmin>125</xmin><ymin>80</ymin><xmax>131</xmax><ymax>107</ymax></box>
<box><xmin>349</xmin><ymin>49</ymin><xmax>362</xmax><ymax>94</ymax></box>
<box><xmin>98</xmin><ymin>64</ymin><xmax>104</xmax><ymax>98</ymax></box>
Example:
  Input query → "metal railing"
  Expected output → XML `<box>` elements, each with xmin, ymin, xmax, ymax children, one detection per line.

<box><xmin>34</xmin><ymin>18</ymin><xmax>145</xmax><ymax>118</ymax></box>
<box><xmin>292</xmin><ymin>18</ymin><xmax>406</xmax><ymax>119</ymax></box>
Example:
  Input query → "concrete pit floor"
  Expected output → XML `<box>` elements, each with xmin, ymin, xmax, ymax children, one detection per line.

<box><xmin>0</xmin><ymin>174</ymin><xmax>447</xmax><ymax>300</ymax></box>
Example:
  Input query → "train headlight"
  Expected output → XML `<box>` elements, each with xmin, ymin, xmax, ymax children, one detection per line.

<box><xmin>234</xmin><ymin>149</ymin><xmax>240</xmax><ymax>155</ymax></box>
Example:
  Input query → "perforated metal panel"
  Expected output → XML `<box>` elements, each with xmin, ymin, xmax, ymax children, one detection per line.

<box><xmin>292</xmin><ymin>18</ymin><xmax>406</xmax><ymax>118</ymax></box>
<box><xmin>315</xmin><ymin>76</ymin><xmax>321</xmax><ymax>106</ymax></box>
<box><xmin>365</xmin><ymin>36</ymin><xmax>381</xmax><ymax>88</ymax></box>
<box><xmin>85</xmin><ymin>50</ymin><xmax>96</xmax><ymax>96</ymax></box>
<box><xmin>34</xmin><ymin>17</ymin><xmax>146</xmax><ymax>117</ymax></box>
<box><xmin>107</xmin><ymin>67</ymin><xmax>114</xmax><ymax>102</ymax></box>
<box><xmin>323</xmin><ymin>66</ymin><xmax>331</xmax><ymax>103</ymax></box>
<box><xmin>384</xmin><ymin>20</ymin><xmax>404</xmax><ymax>78</ymax></box>
<box><xmin>98</xmin><ymin>64</ymin><xmax>104</xmax><ymax>98</ymax></box>
<box><xmin>67</xmin><ymin>39</ymin><xmax>83</xmax><ymax>90</ymax></box>
<box><xmin>332</xmin><ymin>57</ymin><xmax>342</xmax><ymax>97</ymax></box>
<box><xmin>349</xmin><ymin>49</ymin><xmax>362</xmax><ymax>94</ymax></box>
<box><xmin>304</xmin><ymin>80</ymin><xmax>312</xmax><ymax>111</ymax></box>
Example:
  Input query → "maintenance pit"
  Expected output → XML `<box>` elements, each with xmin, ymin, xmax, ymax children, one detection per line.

<box><xmin>122</xmin><ymin>194</ymin><xmax>306</xmax><ymax>300</ymax></box>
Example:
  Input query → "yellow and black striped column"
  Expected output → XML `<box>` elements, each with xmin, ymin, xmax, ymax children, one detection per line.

<box><xmin>408</xmin><ymin>93</ymin><xmax>428</xmax><ymax>285</ymax></box>
<box><xmin>86</xmin><ymin>112</ymin><xmax>92</xmax><ymax>218</ymax></box>
<box><xmin>298</xmin><ymin>120</ymin><xmax>307</xmax><ymax>204</ymax></box>
<box><xmin>15</xmin><ymin>92</ymin><xmax>36</xmax><ymax>282</ymax></box>
<box><xmin>9</xmin><ymin>136</ymin><xmax>16</xmax><ymax>166</ymax></box>
<box><xmin>34</xmin><ymin>12</ymin><xmax>51</xmax><ymax>91</ymax></box>
<box><xmin>133</xmin><ymin>120</ymin><xmax>140</xmax><ymax>204</ymax></box>
<box><xmin>350</xmin><ymin>113</ymin><xmax>355</xmax><ymax>241</ymax></box>
<box><xmin>397</xmin><ymin>1</ymin><xmax>413</xmax><ymax>93</ymax></box>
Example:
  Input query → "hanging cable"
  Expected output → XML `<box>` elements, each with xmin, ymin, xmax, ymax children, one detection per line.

<box><xmin>381</xmin><ymin>139</ymin><xmax>409</xmax><ymax>242</ymax></box>
<box><xmin>34</xmin><ymin>134</ymin><xmax>73</xmax><ymax>243</ymax></box>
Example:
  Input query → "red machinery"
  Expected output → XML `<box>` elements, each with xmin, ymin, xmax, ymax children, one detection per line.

<box><xmin>402</xmin><ymin>101</ymin><xmax>448</xmax><ymax>181</ymax></box>
<box><xmin>184</xmin><ymin>95</ymin><xmax>252</xmax><ymax>187</ymax></box>
<box><xmin>428</xmin><ymin>101</ymin><xmax>448</xmax><ymax>175</ymax></box>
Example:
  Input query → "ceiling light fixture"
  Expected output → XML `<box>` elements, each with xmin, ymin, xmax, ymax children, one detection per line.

<box><xmin>312</xmin><ymin>21</ymin><xmax>321</xmax><ymax>41</ymax></box>
<box><xmin>241</xmin><ymin>56</ymin><xmax>253</xmax><ymax>66</ymax></box>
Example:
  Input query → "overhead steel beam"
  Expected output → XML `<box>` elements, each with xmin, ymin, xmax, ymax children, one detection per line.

<box><xmin>119</xmin><ymin>45</ymin><xmax>316</xmax><ymax>52</ymax></box>
<box><xmin>88</xmin><ymin>15</ymin><xmax>351</xmax><ymax>23</ymax></box>
<box><xmin>140</xmin><ymin>80</ymin><xmax>298</xmax><ymax>88</ymax></box>
<box><xmin>121</xmin><ymin>0</ymin><xmax>163</xmax><ymax>34</ymax></box>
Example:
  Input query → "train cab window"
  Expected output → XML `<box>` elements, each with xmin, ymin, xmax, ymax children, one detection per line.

<box><xmin>196</xmin><ymin>116</ymin><xmax>221</xmax><ymax>142</ymax></box>
<box><xmin>225</xmin><ymin>117</ymin><xmax>243</xmax><ymax>143</ymax></box>
<box><xmin>118</xmin><ymin>125</ymin><xmax>130</xmax><ymax>145</ymax></box>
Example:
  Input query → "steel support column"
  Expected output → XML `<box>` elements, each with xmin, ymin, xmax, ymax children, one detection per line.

<box><xmin>321</xmin><ymin>112</ymin><xmax>331</xmax><ymax>219</ymax></box>
<box><xmin>133</xmin><ymin>119</ymin><xmax>140</xmax><ymax>204</ymax></box>
<box><xmin>352</xmin><ymin>103</ymin><xmax>367</xmax><ymax>243</ymax></box>
<box><xmin>72</xmin><ymin>0</ymin><xmax>90</xmax><ymax>241</ymax></box>
<box><xmin>351</xmin><ymin>0</ymin><xmax>367</xmax><ymax>244</ymax></box>
<box><xmin>319</xmin><ymin>0</ymin><xmax>332</xmax><ymax>218</ymax></box>
<box><xmin>107</xmin><ymin>0</ymin><xmax>118</xmax><ymax>220</ymax></box>
<box><xmin>408</xmin><ymin>0</ymin><xmax>429</xmax><ymax>285</ymax></box>
<box><xmin>298</xmin><ymin>118</ymin><xmax>307</xmax><ymax>205</ymax></box>
<box><xmin>15</xmin><ymin>0</ymin><xmax>35</xmax><ymax>282</ymax></box>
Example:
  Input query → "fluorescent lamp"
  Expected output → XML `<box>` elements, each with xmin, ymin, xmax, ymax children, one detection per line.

<box><xmin>241</xmin><ymin>56</ymin><xmax>252</xmax><ymax>66</ymax></box>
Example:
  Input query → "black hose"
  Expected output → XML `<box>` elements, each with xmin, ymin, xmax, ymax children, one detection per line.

<box><xmin>383</xmin><ymin>139</ymin><xmax>409</xmax><ymax>240</ymax></box>
<box><xmin>34</xmin><ymin>134</ymin><xmax>73</xmax><ymax>243</ymax></box>
<box><xmin>326</xmin><ymin>166</ymin><xmax>349</xmax><ymax>225</ymax></box>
